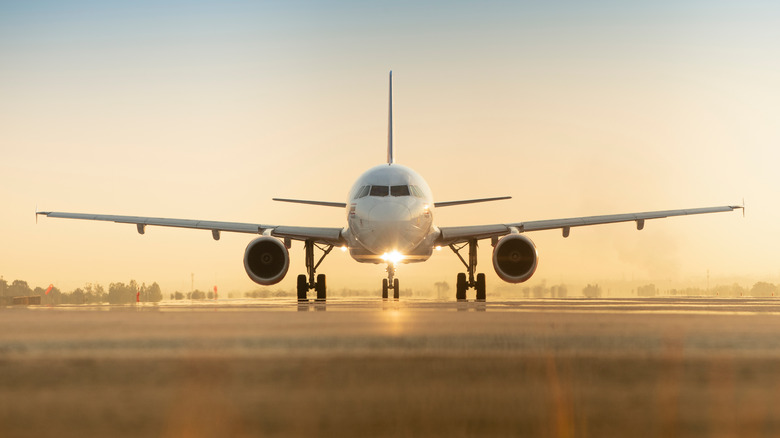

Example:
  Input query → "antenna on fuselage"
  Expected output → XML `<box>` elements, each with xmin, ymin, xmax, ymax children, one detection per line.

<box><xmin>387</xmin><ymin>70</ymin><xmax>394</xmax><ymax>165</ymax></box>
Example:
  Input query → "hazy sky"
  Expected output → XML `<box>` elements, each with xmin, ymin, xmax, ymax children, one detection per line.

<box><xmin>1</xmin><ymin>1</ymin><xmax>778</xmax><ymax>294</ymax></box>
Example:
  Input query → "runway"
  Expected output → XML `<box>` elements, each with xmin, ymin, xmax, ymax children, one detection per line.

<box><xmin>2</xmin><ymin>297</ymin><xmax>780</xmax><ymax>437</ymax></box>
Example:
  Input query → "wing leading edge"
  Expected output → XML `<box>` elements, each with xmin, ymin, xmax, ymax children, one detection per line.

<box><xmin>436</xmin><ymin>204</ymin><xmax>742</xmax><ymax>246</ymax></box>
<box><xmin>36</xmin><ymin>211</ymin><xmax>344</xmax><ymax>246</ymax></box>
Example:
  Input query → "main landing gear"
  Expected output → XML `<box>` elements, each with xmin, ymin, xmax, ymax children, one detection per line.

<box><xmin>382</xmin><ymin>263</ymin><xmax>400</xmax><ymax>300</ymax></box>
<box><xmin>450</xmin><ymin>239</ymin><xmax>486</xmax><ymax>301</ymax></box>
<box><xmin>297</xmin><ymin>240</ymin><xmax>333</xmax><ymax>301</ymax></box>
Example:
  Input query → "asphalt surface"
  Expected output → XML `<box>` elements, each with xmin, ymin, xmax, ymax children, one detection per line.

<box><xmin>2</xmin><ymin>297</ymin><xmax>780</xmax><ymax>437</ymax></box>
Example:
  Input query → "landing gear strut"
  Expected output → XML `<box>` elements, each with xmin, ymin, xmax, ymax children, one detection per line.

<box><xmin>450</xmin><ymin>239</ymin><xmax>486</xmax><ymax>301</ymax></box>
<box><xmin>297</xmin><ymin>240</ymin><xmax>333</xmax><ymax>301</ymax></box>
<box><xmin>382</xmin><ymin>263</ymin><xmax>400</xmax><ymax>300</ymax></box>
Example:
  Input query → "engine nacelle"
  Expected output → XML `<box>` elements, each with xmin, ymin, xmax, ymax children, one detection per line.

<box><xmin>492</xmin><ymin>234</ymin><xmax>539</xmax><ymax>283</ymax></box>
<box><xmin>243</xmin><ymin>237</ymin><xmax>290</xmax><ymax>285</ymax></box>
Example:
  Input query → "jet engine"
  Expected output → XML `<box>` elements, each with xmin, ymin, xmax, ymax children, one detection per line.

<box><xmin>243</xmin><ymin>237</ymin><xmax>290</xmax><ymax>285</ymax></box>
<box><xmin>492</xmin><ymin>234</ymin><xmax>538</xmax><ymax>283</ymax></box>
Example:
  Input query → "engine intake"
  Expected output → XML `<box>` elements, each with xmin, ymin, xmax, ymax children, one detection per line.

<box><xmin>243</xmin><ymin>237</ymin><xmax>290</xmax><ymax>285</ymax></box>
<box><xmin>492</xmin><ymin>234</ymin><xmax>538</xmax><ymax>283</ymax></box>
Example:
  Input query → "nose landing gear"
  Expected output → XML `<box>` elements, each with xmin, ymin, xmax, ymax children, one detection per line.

<box><xmin>382</xmin><ymin>263</ymin><xmax>400</xmax><ymax>300</ymax></box>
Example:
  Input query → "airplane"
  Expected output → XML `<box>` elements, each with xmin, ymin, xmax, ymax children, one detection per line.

<box><xmin>37</xmin><ymin>72</ymin><xmax>743</xmax><ymax>301</ymax></box>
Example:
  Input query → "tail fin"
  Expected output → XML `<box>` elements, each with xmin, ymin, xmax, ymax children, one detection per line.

<box><xmin>387</xmin><ymin>71</ymin><xmax>394</xmax><ymax>165</ymax></box>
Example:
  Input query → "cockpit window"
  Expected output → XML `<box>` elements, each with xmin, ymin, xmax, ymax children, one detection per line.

<box><xmin>390</xmin><ymin>185</ymin><xmax>410</xmax><ymax>197</ymax></box>
<box><xmin>410</xmin><ymin>185</ymin><xmax>423</xmax><ymax>198</ymax></box>
<box><xmin>369</xmin><ymin>185</ymin><xmax>389</xmax><ymax>197</ymax></box>
<box><xmin>356</xmin><ymin>185</ymin><xmax>370</xmax><ymax>199</ymax></box>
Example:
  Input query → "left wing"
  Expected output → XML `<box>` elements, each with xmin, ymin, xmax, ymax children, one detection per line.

<box><xmin>434</xmin><ymin>196</ymin><xmax>511</xmax><ymax>208</ymax></box>
<box><xmin>436</xmin><ymin>205</ymin><xmax>742</xmax><ymax>246</ymax></box>
<box><xmin>36</xmin><ymin>211</ymin><xmax>345</xmax><ymax>246</ymax></box>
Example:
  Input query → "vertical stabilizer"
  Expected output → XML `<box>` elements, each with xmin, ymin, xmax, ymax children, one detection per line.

<box><xmin>387</xmin><ymin>71</ymin><xmax>394</xmax><ymax>165</ymax></box>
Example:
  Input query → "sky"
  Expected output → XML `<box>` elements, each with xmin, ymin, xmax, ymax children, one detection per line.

<box><xmin>1</xmin><ymin>0</ymin><xmax>778</xmax><ymax>295</ymax></box>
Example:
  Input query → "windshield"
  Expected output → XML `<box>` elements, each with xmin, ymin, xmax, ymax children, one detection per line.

<box><xmin>369</xmin><ymin>185</ymin><xmax>389</xmax><ymax>197</ymax></box>
<box><xmin>390</xmin><ymin>185</ymin><xmax>410</xmax><ymax>196</ymax></box>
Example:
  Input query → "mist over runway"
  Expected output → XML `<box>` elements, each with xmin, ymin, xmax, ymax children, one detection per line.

<box><xmin>3</xmin><ymin>297</ymin><xmax>780</xmax><ymax>437</ymax></box>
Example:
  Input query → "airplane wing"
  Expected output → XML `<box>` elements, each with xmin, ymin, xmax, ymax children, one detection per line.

<box><xmin>436</xmin><ymin>205</ymin><xmax>742</xmax><ymax>246</ymax></box>
<box><xmin>434</xmin><ymin>196</ymin><xmax>511</xmax><ymax>208</ymax></box>
<box><xmin>272</xmin><ymin>198</ymin><xmax>347</xmax><ymax>208</ymax></box>
<box><xmin>36</xmin><ymin>211</ymin><xmax>345</xmax><ymax>246</ymax></box>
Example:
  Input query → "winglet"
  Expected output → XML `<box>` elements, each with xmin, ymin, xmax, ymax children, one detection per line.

<box><xmin>387</xmin><ymin>70</ymin><xmax>394</xmax><ymax>165</ymax></box>
<box><xmin>36</xmin><ymin>209</ymin><xmax>49</xmax><ymax>224</ymax></box>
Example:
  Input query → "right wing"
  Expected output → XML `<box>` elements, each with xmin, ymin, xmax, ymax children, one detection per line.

<box><xmin>436</xmin><ymin>205</ymin><xmax>742</xmax><ymax>246</ymax></box>
<box><xmin>272</xmin><ymin>198</ymin><xmax>347</xmax><ymax>208</ymax></box>
<box><xmin>36</xmin><ymin>211</ymin><xmax>345</xmax><ymax>246</ymax></box>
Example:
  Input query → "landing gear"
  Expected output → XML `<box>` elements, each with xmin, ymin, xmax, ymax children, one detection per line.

<box><xmin>297</xmin><ymin>274</ymin><xmax>308</xmax><ymax>301</ymax></box>
<box><xmin>297</xmin><ymin>240</ymin><xmax>333</xmax><ymax>301</ymax></box>
<box><xmin>382</xmin><ymin>263</ymin><xmax>399</xmax><ymax>300</ymax></box>
<box><xmin>450</xmin><ymin>239</ymin><xmax>487</xmax><ymax>301</ymax></box>
<box><xmin>456</xmin><ymin>273</ymin><xmax>466</xmax><ymax>300</ymax></box>
<box><xmin>475</xmin><ymin>273</ymin><xmax>486</xmax><ymax>301</ymax></box>
<box><xmin>316</xmin><ymin>274</ymin><xmax>326</xmax><ymax>301</ymax></box>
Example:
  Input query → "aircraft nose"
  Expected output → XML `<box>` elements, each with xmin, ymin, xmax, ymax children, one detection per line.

<box><xmin>365</xmin><ymin>201</ymin><xmax>416</xmax><ymax>253</ymax></box>
<box><xmin>368</xmin><ymin>201</ymin><xmax>412</xmax><ymax>223</ymax></box>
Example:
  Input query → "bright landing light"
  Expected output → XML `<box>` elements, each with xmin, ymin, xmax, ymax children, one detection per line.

<box><xmin>381</xmin><ymin>250</ymin><xmax>404</xmax><ymax>264</ymax></box>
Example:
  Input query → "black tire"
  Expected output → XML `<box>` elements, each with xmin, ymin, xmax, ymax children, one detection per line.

<box><xmin>456</xmin><ymin>273</ymin><xmax>467</xmax><ymax>300</ymax></box>
<box><xmin>297</xmin><ymin>274</ymin><xmax>308</xmax><ymax>301</ymax></box>
<box><xmin>476</xmin><ymin>273</ymin><xmax>486</xmax><ymax>301</ymax></box>
<box><xmin>382</xmin><ymin>279</ymin><xmax>388</xmax><ymax>299</ymax></box>
<box><xmin>393</xmin><ymin>279</ymin><xmax>399</xmax><ymax>300</ymax></box>
<box><xmin>315</xmin><ymin>274</ymin><xmax>327</xmax><ymax>301</ymax></box>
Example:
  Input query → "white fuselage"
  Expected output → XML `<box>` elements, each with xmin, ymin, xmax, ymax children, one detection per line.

<box><xmin>344</xmin><ymin>163</ymin><xmax>439</xmax><ymax>264</ymax></box>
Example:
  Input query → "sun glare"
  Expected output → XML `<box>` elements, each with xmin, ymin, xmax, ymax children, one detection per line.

<box><xmin>381</xmin><ymin>250</ymin><xmax>405</xmax><ymax>264</ymax></box>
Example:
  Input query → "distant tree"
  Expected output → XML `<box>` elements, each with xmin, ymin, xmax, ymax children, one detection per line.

<box><xmin>637</xmin><ymin>284</ymin><xmax>657</xmax><ymax>297</ymax></box>
<box><xmin>434</xmin><ymin>281</ymin><xmax>450</xmax><ymax>298</ymax></box>
<box><xmin>552</xmin><ymin>285</ymin><xmax>568</xmax><ymax>298</ymax></box>
<box><xmin>174</xmin><ymin>291</ymin><xmax>184</xmax><ymax>300</ymax></box>
<box><xmin>46</xmin><ymin>286</ymin><xmax>63</xmax><ymax>304</ymax></box>
<box><xmin>108</xmin><ymin>282</ymin><xmax>123</xmax><ymax>304</ymax></box>
<box><xmin>751</xmin><ymin>282</ymin><xmax>778</xmax><ymax>297</ymax></box>
<box><xmin>147</xmin><ymin>283</ymin><xmax>163</xmax><ymax>302</ymax></box>
<box><xmin>711</xmin><ymin>283</ymin><xmax>747</xmax><ymax>297</ymax></box>
<box><xmin>583</xmin><ymin>284</ymin><xmax>602</xmax><ymax>298</ymax></box>
<box><xmin>0</xmin><ymin>278</ymin><xmax>8</xmax><ymax>297</ymax></box>
<box><xmin>94</xmin><ymin>284</ymin><xmax>106</xmax><ymax>303</ymax></box>
<box><xmin>9</xmin><ymin>280</ymin><xmax>32</xmax><ymax>297</ymax></box>
<box><xmin>108</xmin><ymin>282</ymin><xmax>137</xmax><ymax>304</ymax></box>
<box><xmin>532</xmin><ymin>282</ymin><xmax>548</xmax><ymax>298</ymax></box>
<box><xmin>71</xmin><ymin>288</ymin><xmax>85</xmax><ymax>304</ymax></box>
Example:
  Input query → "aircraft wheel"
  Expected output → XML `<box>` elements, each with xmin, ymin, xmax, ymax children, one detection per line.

<box><xmin>475</xmin><ymin>273</ymin><xmax>486</xmax><ymax>301</ymax></box>
<box><xmin>456</xmin><ymin>273</ymin><xmax>467</xmax><ymax>300</ymax></box>
<box><xmin>382</xmin><ymin>279</ymin><xmax>388</xmax><ymax>299</ymax></box>
<box><xmin>297</xmin><ymin>274</ymin><xmax>308</xmax><ymax>301</ymax></box>
<box><xmin>315</xmin><ymin>274</ymin><xmax>327</xmax><ymax>301</ymax></box>
<box><xmin>393</xmin><ymin>279</ymin><xmax>399</xmax><ymax>300</ymax></box>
